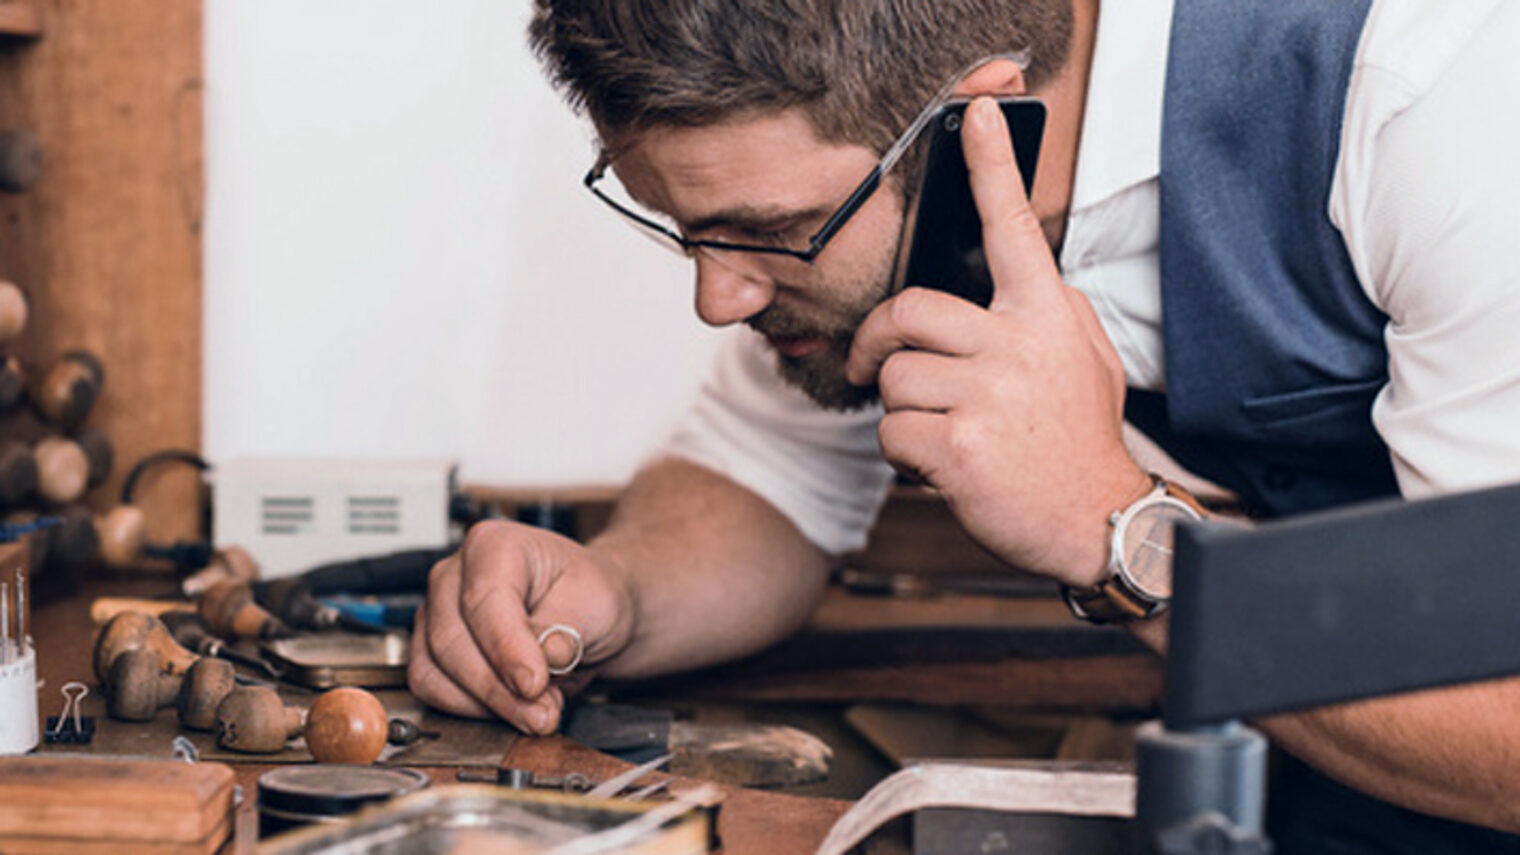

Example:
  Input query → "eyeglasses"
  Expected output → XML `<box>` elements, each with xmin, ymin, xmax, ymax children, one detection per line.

<box><xmin>582</xmin><ymin>51</ymin><xmax>1030</xmax><ymax>275</ymax></box>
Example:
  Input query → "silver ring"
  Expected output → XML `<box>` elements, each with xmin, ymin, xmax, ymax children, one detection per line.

<box><xmin>536</xmin><ymin>624</ymin><xmax>584</xmax><ymax>676</ymax></box>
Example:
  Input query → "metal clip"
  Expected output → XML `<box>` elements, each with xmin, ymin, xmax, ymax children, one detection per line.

<box><xmin>172</xmin><ymin>735</ymin><xmax>201</xmax><ymax>763</ymax></box>
<box><xmin>44</xmin><ymin>681</ymin><xmax>94</xmax><ymax>744</ymax></box>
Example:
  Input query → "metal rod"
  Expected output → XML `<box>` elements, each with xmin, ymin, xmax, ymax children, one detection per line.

<box><xmin>14</xmin><ymin>564</ymin><xmax>24</xmax><ymax>654</ymax></box>
<box><xmin>1</xmin><ymin>580</ymin><xmax>9</xmax><ymax>664</ymax></box>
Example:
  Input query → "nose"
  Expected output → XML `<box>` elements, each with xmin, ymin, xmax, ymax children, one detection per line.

<box><xmin>692</xmin><ymin>253</ymin><xmax>774</xmax><ymax>327</ymax></box>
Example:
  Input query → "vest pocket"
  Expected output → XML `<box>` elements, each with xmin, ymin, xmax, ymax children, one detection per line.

<box><xmin>1238</xmin><ymin>378</ymin><xmax>1385</xmax><ymax>444</ymax></box>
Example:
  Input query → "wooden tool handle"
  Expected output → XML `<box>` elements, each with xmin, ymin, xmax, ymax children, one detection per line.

<box><xmin>215</xmin><ymin>686</ymin><xmax>304</xmax><ymax>754</ymax></box>
<box><xmin>0</xmin><ymin>354</ymin><xmax>26</xmax><ymax>411</ymax></box>
<box><xmin>90</xmin><ymin>596</ymin><xmax>195</xmax><ymax>626</ymax></box>
<box><xmin>107</xmin><ymin>648</ymin><xmax>184</xmax><ymax>721</ymax></box>
<box><xmin>93</xmin><ymin>610</ymin><xmax>199</xmax><ymax>682</ymax></box>
<box><xmin>34</xmin><ymin>436</ymin><xmax>89</xmax><ymax>504</ymax></box>
<box><xmin>96</xmin><ymin>505</ymin><xmax>147</xmax><ymax>568</ymax></box>
<box><xmin>32</xmin><ymin>350</ymin><xmax>103</xmax><ymax>428</ymax></box>
<box><xmin>0</xmin><ymin>440</ymin><xmax>38</xmax><ymax>505</ymax></box>
<box><xmin>178</xmin><ymin>657</ymin><xmax>236</xmax><ymax>732</ymax></box>
<box><xmin>200</xmin><ymin>579</ymin><xmax>286</xmax><ymax>640</ymax></box>
<box><xmin>0</xmin><ymin>280</ymin><xmax>28</xmax><ymax>342</ymax></box>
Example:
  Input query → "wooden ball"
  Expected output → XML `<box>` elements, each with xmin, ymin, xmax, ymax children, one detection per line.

<box><xmin>0</xmin><ymin>281</ymin><xmax>27</xmax><ymax>342</ymax></box>
<box><xmin>98</xmin><ymin>505</ymin><xmax>147</xmax><ymax>567</ymax></box>
<box><xmin>34</xmin><ymin>437</ymin><xmax>88</xmax><ymax>503</ymax></box>
<box><xmin>304</xmin><ymin>687</ymin><xmax>388</xmax><ymax>764</ymax></box>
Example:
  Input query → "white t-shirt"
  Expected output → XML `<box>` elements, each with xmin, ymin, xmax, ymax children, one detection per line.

<box><xmin>663</xmin><ymin>0</ymin><xmax>1520</xmax><ymax>554</ymax></box>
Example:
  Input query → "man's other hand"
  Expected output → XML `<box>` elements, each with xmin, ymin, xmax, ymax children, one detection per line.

<box><xmin>846</xmin><ymin>96</ymin><xmax>1150</xmax><ymax>586</ymax></box>
<box><xmin>407</xmin><ymin>521</ymin><xmax>636</xmax><ymax>734</ymax></box>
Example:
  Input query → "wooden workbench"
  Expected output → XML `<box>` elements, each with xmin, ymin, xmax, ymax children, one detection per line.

<box><xmin>25</xmin><ymin>571</ymin><xmax>1162</xmax><ymax>852</ymax></box>
<box><xmin>25</xmin><ymin>577</ymin><xmax>854</xmax><ymax>854</ymax></box>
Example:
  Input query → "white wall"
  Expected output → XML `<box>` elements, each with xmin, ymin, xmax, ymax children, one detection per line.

<box><xmin>203</xmin><ymin>0</ymin><xmax>721</xmax><ymax>487</ymax></box>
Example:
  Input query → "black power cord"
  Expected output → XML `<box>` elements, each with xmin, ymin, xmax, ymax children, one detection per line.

<box><xmin>119</xmin><ymin>449</ymin><xmax>214</xmax><ymax>573</ymax></box>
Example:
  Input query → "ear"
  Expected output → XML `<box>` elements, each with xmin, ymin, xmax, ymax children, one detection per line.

<box><xmin>951</xmin><ymin>58</ymin><xmax>1027</xmax><ymax>98</ymax></box>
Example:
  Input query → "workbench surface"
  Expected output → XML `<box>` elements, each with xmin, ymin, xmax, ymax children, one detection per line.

<box><xmin>26</xmin><ymin>577</ymin><xmax>854</xmax><ymax>854</ymax></box>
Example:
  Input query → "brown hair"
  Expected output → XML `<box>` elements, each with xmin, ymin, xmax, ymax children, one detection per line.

<box><xmin>529</xmin><ymin>0</ymin><xmax>1073</xmax><ymax>153</ymax></box>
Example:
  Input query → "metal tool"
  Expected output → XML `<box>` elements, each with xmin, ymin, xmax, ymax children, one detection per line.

<box><xmin>1</xmin><ymin>581</ymin><xmax>9</xmax><ymax>664</ymax></box>
<box><xmin>456</xmin><ymin>767</ymin><xmax>594</xmax><ymax>793</ymax></box>
<box><xmin>584</xmin><ymin>753</ymin><xmax>671</xmax><ymax>800</ymax></box>
<box><xmin>160</xmin><ymin>611</ymin><xmax>282</xmax><ymax>679</ymax></box>
<box><xmin>14</xmin><ymin>563</ymin><xmax>24</xmax><ymax>656</ymax></box>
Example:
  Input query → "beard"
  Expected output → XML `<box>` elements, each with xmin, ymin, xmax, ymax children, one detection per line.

<box><xmin>745</xmin><ymin>256</ymin><xmax>898</xmax><ymax>411</ymax></box>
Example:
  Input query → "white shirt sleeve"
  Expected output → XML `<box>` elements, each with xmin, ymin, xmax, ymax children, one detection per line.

<box><xmin>1332</xmin><ymin>0</ymin><xmax>1520</xmax><ymax>499</ymax></box>
<box><xmin>658</xmin><ymin>329</ymin><xmax>896</xmax><ymax>555</ymax></box>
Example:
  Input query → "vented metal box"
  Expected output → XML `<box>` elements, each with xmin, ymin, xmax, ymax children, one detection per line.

<box><xmin>211</xmin><ymin>458</ymin><xmax>456</xmax><ymax>579</ymax></box>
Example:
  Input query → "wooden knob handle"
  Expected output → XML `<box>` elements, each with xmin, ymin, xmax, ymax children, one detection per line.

<box><xmin>34</xmin><ymin>437</ymin><xmax>88</xmax><ymax>504</ymax></box>
<box><xmin>0</xmin><ymin>355</ymin><xmax>25</xmax><ymax>411</ymax></box>
<box><xmin>178</xmin><ymin>657</ymin><xmax>237</xmax><ymax>731</ymax></box>
<box><xmin>215</xmin><ymin>686</ymin><xmax>304</xmax><ymax>754</ymax></box>
<box><xmin>106</xmin><ymin>648</ymin><xmax>183</xmax><ymax>721</ymax></box>
<box><xmin>304</xmin><ymin>687</ymin><xmax>389</xmax><ymax>764</ymax></box>
<box><xmin>33</xmin><ymin>350</ymin><xmax>103</xmax><ymax>428</ymax></box>
<box><xmin>200</xmin><ymin>578</ymin><xmax>287</xmax><ymax>640</ymax></box>
<box><xmin>0</xmin><ymin>440</ymin><xmax>38</xmax><ymax>505</ymax></box>
<box><xmin>89</xmin><ymin>596</ymin><xmax>194</xmax><ymax>626</ymax></box>
<box><xmin>180</xmin><ymin>545</ymin><xmax>261</xmax><ymax>598</ymax></box>
<box><xmin>93</xmin><ymin>611</ymin><xmax>199</xmax><ymax>683</ymax></box>
<box><xmin>0</xmin><ymin>280</ymin><xmax>28</xmax><ymax>342</ymax></box>
<box><xmin>74</xmin><ymin>428</ymin><xmax>113</xmax><ymax>489</ymax></box>
<box><xmin>96</xmin><ymin>505</ymin><xmax>147</xmax><ymax>568</ymax></box>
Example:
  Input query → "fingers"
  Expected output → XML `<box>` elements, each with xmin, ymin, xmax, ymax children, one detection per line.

<box><xmin>846</xmin><ymin>287</ymin><xmax>987</xmax><ymax>387</ymax></box>
<box><xmin>456</xmin><ymin>526</ymin><xmax>554</xmax><ymax>699</ymax></box>
<box><xmin>960</xmin><ymin>97</ymin><xmax>1063</xmax><ymax>314</ymax></box>
<box><xmin>1062</xmin><ymin>286</ymin><xmax>1128</xmax><ymax>414</ymax></box>
<box><xmin>877</xmin><ymin>350</ymin><xmax>971</xmax><ymax>413</ymax></box>
<box><xmin>407</xmin><ymin>608</ymin><xmax>493</xmax><ymax>719</ymax></box>
<box><xmin>422</xmin><ymin>551</ymin><xmax>562</xmax><ymax>733</ymax></box>
<box><xmin>878</xmin><ymin>409</ymin><xmax>950</xmax><ymax>484</ymax></box>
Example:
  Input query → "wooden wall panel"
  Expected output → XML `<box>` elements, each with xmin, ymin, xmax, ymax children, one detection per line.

<box><xmin>0</xmin><ymin>1</ymin><xmax>202</xmax><ymax>547</ymax></box>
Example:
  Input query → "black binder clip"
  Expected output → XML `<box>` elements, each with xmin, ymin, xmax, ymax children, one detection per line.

<box><xmin>43</xmin><ymin>681</ymin><xmax>94</xmax><ymax>744</ymax></box>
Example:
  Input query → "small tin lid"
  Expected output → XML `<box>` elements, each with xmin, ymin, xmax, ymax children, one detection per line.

<box><xmin>258</xmin><ymin>765</ymin><xmax>430</xmax><ymax>819</ymax></box>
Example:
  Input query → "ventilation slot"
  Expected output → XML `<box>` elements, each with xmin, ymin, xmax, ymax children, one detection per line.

<box><xmin>262</xmin><ymin>496</ymin><xmax>314</xmax><ymax>535</ymax></box>
<box><xmin>348</xmin><ymin>495</ymin><xmax>401</xmax><ymax>535</ymax></box>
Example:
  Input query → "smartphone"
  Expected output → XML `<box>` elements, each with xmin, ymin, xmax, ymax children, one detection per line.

<box><xmin>892</xmin><ymin>97</ymin><xmax>1046</xmax><ymax>307</ymax></box>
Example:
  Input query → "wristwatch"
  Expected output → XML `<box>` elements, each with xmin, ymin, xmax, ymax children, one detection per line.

<box><xmin>1063</xmin><ymin>475</ymin><xmax>1206</xmax><ymax>624</ymax></box>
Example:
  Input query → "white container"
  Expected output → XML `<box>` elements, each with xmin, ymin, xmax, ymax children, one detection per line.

<box><xmin>0</xmin><ymin>644</ymin><xmax>38</xmax><ymax>754</ymax></box>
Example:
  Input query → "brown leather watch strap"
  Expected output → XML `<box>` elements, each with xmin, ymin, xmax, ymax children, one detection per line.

<box><xmin>1163</xmin><ymin>479</ymin><xmax>1209</xmax><ymax>518</ymax></box>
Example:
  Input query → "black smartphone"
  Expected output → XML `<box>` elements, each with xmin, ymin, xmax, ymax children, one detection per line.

<box><xmin>892</xmin><ymin>97</ymin><xmax>1046</xmax><ymax>307</ymax></box>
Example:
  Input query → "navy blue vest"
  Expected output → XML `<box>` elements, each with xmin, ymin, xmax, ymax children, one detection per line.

<box><xmin>1146</xmin><ymin>1</ymin><xmax>1520</xmax><ymax>851</ymax></box>
<box><xmin>1134</xmin><ymin>0</ymin><xmax>1398</xmax><ymax>519</ymax></box>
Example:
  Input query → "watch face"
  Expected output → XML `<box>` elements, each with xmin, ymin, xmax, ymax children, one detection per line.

<box><xmin>1117</xmin><ymin>500</ymin><xmax>1196</xmax><ymax>599</ymax></box>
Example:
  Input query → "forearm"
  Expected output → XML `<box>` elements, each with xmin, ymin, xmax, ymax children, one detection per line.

<box><xmin>586</xmin><ymin>456</ymin><xmax>833</xmax><ymax>678</ymax></box>
<box><xmin>1133</xmin><ymin>615</ymin><xmax>1520</xmax><ymax>831</ymax></box>
<box><xmin>1259</xmin><ymin>678</ymin><xmax>1520</xmax><ymax>832</ymax></box>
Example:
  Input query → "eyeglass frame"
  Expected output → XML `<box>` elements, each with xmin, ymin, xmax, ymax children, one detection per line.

<box><xmin>581</xmin><ymin>50</ymin><xmax>1031</xmax><ymax>265</ymax></box>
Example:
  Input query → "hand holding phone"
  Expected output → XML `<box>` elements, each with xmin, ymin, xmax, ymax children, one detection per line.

<box><xmin>892</xmin><ymin>97</ymin><xmax>1046</xmax><ymax>307</ymax></box>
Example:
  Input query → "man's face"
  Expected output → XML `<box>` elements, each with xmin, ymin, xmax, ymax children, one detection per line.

<box><xmin>610</xmin><ymin>109</ymin><xmax>904</xmax><ymax>410</ymax></box>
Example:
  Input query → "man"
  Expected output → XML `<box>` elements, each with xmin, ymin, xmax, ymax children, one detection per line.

<box><xmin>409</xmin><ymin>0</ymin><xmax>1520</xmax><ymax>850</ymax></box>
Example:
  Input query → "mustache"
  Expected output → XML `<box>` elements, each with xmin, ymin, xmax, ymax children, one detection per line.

<box><xmin>745</xmin><ymin>299</ymin><xmax>877</xmax><ymax>343</ymax></box>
